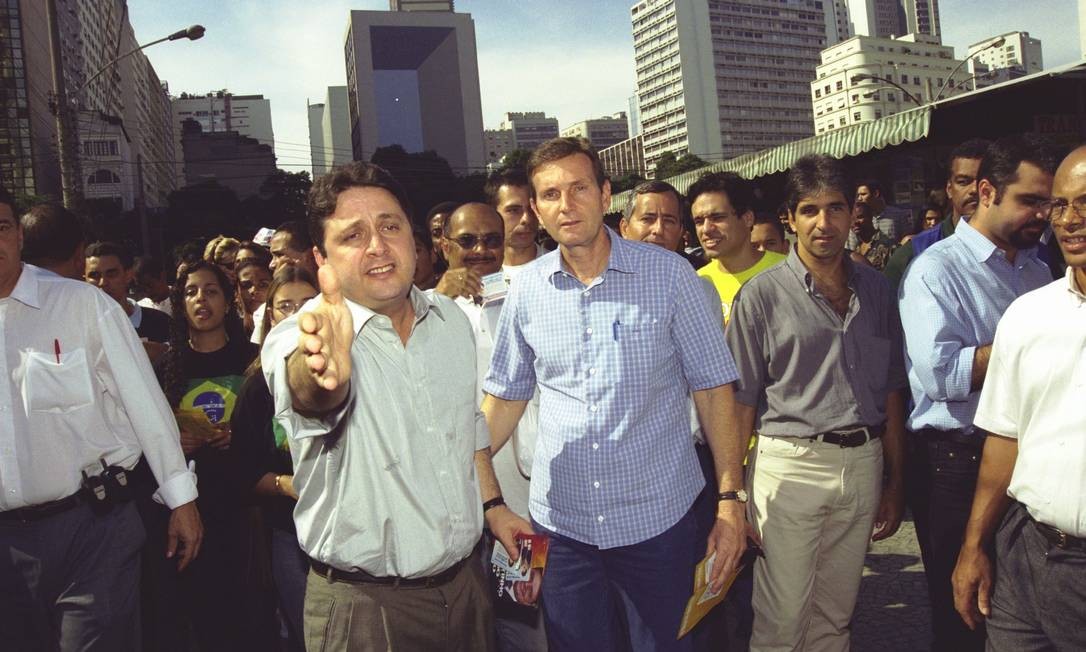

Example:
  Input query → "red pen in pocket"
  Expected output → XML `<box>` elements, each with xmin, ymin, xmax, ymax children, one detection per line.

<box><xmin>54</xmin><ymin>339</ymin><xmax>61</xmax><ymax>363</ymax></box>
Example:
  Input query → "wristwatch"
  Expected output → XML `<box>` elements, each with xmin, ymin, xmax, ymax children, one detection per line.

<box><xmin>718</xmin><ymin>490</ymin><xmax>749</xmax><ymax>503</ymax></box>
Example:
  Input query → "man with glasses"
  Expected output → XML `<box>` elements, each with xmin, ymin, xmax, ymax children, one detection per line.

<box><xmin>899</xmin><ymin>135</ymin><xmax>1058</xmax><ymax>652</ymax></box>
<box><xmin>951</xmin><ymin>144</ymin><xmax>1086</xmax><ymax>651</ymax></box>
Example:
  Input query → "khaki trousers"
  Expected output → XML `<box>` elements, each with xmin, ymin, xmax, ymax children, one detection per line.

<box><xmin>303</xmin><ymin>558</ymin><xmax>495</xmax><ymax>652</ymax></box>
<box><xmin>749</xmin><ymin>435</ymin><xmax>883</xmax><ymax>652</ymax></box>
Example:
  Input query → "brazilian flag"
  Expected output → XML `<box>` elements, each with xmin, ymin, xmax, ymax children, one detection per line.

<box><xmin>180</xmin><ymin>375</ymin><xmax>245</xmax><ymax>425</ymax></box>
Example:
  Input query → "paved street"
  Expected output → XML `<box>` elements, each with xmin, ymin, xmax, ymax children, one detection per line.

<box><xmin>852</xmin><ymin>516</ymin><xmax>933</xmax><ymax>651</ymax></box>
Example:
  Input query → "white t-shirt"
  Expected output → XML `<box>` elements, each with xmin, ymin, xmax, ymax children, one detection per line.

<box><xmin>974</xmin><ymin>268</ymin><xmax>1086</xmax><ymax>537</ymax></box>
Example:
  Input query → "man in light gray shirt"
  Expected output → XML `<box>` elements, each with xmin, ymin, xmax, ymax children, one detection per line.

<box><xmin>262</xmin><ymin>162</ymin><xmax>530</xmax><ymax>651</ymax></box>
<box><xmin>726</xmin><ymin>155</ymin><xmax>908</xmax><ymax>652</ymax></box>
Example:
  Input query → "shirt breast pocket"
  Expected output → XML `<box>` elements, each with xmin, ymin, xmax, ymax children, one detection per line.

<box><xmin>615</xmin><ymin>319</ymin><xmax>668</xmax><ymax>378</ymax></box>
<box><xmin>859</xmin><ymin>334</ymin><xmax>891</xmax><ymax>396</ymax></box>
<box><xmin>21</xmin><ymin>349</ymin><xmax>96</xmax><ymax>414</ymax></box>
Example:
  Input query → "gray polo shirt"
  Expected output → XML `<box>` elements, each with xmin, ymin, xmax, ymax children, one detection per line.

<box><xmin>725</xmin><ymin>247</ymin><xmax>907</xmax><ymax>436</ymax></box>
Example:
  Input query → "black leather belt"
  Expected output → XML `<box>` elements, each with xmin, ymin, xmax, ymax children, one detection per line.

<box><xmin>808</xmin><ymin>424</ymin><xmax>884</xmax><ymax>448</ymax></box>
<box><xmin>0</xmin><ymin>492</ymin><xmax>84</xmax><ymax>523</ymax></box>
<box><xmin>310</xmin><ymin>556</ymin><xmax>467</xmax><ymax>588</ymax></box>
<box><xmin>1032</xmin><ymin>518</ymin><xmax>1086</xmax><ymax>552</ymax></box>
<box><xmin>919</xmin><ymin>427</ymin><xmax>985</xmax><ymax>450</ymax></box>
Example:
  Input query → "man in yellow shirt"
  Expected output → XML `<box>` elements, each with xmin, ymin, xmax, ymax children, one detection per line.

<box><xmin>690</xmin><ymin>172</ymin><xmax>786</xmax><ymax>321</ymax></box>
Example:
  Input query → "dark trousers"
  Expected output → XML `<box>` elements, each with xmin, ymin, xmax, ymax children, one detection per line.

<box><xmin>0</xmin><ymin>500</ymin><xmax>145</xmax><ymax>652</ymax></box>
<box><xmin>988</xmin><ymin>503</ymin><xmax>1086</xmax><ymax>651</ymax></box>
<box><xmin>912</xmin><ymin>435</ymin><xmax>986</xmax><ymax>651</ymax></box>
<box><xmin>534</xmin><ymin>505</ymin><xmax>699</xmax><ymax>652</ymax></box>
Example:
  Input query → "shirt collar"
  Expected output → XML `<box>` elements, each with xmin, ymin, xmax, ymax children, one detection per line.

<box><xmin>541</xmin><ymin>227</ymin><xmax>636</xmax><ymax>280</ymax></box>
<box><xmin>7</xmin><ymin>263</ymin><xmax>41</xmax><ymax>309</ymax></box>
<box><xmin>1067</xmin><ymin>267</ymin><xmax>1086</xmax><ymax>301</ymax></box>
<box><xmin>955</xmin><ymin>218</ymin><xmax>1039</xmax><ymax>265</ymax></box>
<box><xmin>783</xmin><ymin>243</ymin><xmax>858</xmax><ymax>292</ymax></box>
<box><xmin>343</xmin><ymin>285</ymin><xmax>446</xmax><ymax>337</ymax></box>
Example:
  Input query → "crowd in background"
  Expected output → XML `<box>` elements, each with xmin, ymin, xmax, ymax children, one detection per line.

<box><xmin>1</xmin><ymin>130</ymin><xmax>1084</xmax><ymax>652</ymax></box>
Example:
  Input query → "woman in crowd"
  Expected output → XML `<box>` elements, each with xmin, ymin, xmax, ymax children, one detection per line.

<box><xmin>231</xmin><ymin>265</ymin><xmax>318</xmax><ymax>652</ymax></box>
<box><xmin>154</xmin><ymin>259</ymin><xmax>259</xmax><ymax>651</ymax></box>
<box><xmin>235</xmin><ymin>260</ymin><xmax>272</xmax><ymax>336</ymax></box>
<box><xmin>235</xmin><ymin>240</ymin><xmax>272</xmax><ymax>269</ymax></box>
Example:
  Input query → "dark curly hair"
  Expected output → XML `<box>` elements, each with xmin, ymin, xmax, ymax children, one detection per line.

<box><xmin>162</xmin><ymin>260</ymin><xmax>246</xmax><ymax>406</ymax></box>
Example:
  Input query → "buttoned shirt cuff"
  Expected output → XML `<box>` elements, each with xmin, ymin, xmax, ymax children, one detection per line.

<box><xmin>945</xmin><ymin>345</ymin><xmax>976</xmax><ymax>402</ymax></box>
<box><xmin>152</xmin><ymin>468</ymin><xmax>199</xmax><ymax>510</ymax></box>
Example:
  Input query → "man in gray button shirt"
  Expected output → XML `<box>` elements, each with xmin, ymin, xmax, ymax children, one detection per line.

<box><xmin>725</xmin><ymin>155</ymin><xmax>908</xmax><ymax>652</ymax></box>
<box><xmin>262</xmin><ymin>162</ymin><xmax>530</xmax><ymax>651</ymax></box>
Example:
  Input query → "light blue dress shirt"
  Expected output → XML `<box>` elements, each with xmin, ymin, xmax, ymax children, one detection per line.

<box><xmin>483</xmin><ymin>229</ymin><xmax>738</xmax><ymax>549</ymax></box>
<box><xmin>898</xmin><ymin>219</ymin><xmax>1051</xmax><ymax>433</ymax></box>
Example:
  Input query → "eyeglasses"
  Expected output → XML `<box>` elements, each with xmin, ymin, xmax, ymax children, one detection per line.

<box><xmin>1047</xmin><ymin>197</ymin><xmax>1086</xmax><ymax>226</ymax></box>
<box><xmin>274</xmin><ymin>299</ymin><xmax>312</xmax><ymax>316</ymax></box>
<box><xmin>450</xmin><ymin>233</ymin><xmax>503</xmax><ymax>250</ymax></box>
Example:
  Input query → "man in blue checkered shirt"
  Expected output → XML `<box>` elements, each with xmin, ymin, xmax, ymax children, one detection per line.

<box><xmin>482</xmin><ymin>137</ymin><xmax>748</xmax><ymax>652</ymax></box>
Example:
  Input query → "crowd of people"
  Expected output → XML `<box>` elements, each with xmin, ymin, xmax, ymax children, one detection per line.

<box><xmin>0</xmin><ymin>131</ymin><xmax>1082</xmax><ymax>652</ymax></box>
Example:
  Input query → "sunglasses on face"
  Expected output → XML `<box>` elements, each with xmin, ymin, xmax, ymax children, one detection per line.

<box><xmin>449</xmin><ymin>233</ymin><xmax>503</xmax><ymax>250</ymax></box>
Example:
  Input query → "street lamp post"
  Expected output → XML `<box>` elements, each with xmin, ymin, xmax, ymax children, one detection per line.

<box><xmin>47</xmin><ymin>3</ymin><xmax>204</xmax><ymax>211</ymax></box>
<box><xmin>933</xmin><ymin>36</ymin><xmax>1006</xmax><ymax>102</ymax></box>
<box><xmin>850</xmin><ymin>74</ymin><xmax>924</xmax><ymax>108</ymax></box>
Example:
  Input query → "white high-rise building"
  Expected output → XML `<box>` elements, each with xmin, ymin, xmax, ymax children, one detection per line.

<box><xmin>630</xmin><ymin>0</ymin><xmax>825</xmax><ymax>169</ymax></box>
<box><xmin>968</xmin><ymin>32</ymin><xmax>1043</xmax><ymax>76</ymax></box>
<box><xmin>308</xmin><ymin>102</ymin><xmax>327</xmax><ymax>177</ymax></box>
<box><xmin>843</xmin><ymin>0</ymin><xmax>940</xmax><ymax>40</ymax></box>
<box><xmin>171</xmin><ymin>91</ymin><xmax>276</xmax><ymax>153</ymax></box>
<box><xmin>811</xmin><ymin>33</ymin><xmax>968</xmax><ymax>134</ymax></box>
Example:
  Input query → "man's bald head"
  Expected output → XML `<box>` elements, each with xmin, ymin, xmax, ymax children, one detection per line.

<box><xmin>442</xmin><ymin>202</ymin><xmax>505</xmax><ymax>276</ymax></box>
<box><xmin>1052</xmin><ymin>145</ymin><xmax>1086</xmax><ymax>270</ymax></box>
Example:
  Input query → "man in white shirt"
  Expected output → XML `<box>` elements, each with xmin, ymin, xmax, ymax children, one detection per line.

<box><xmin>19</xmin><ymin>202</ymin><xmax>85</xmax><ymax>280</ymax></box>
<box><xmin>442</xmin><ymin>202</ymin><xmax>546</xmax><ymax>651</ymax></box>
<box><xmin>951</xmin><ymin>145</ymin><xmax>1086</xmax><ymax>651</ymax></box>
<box><xmin>0</xmin><ymin>188</ymin><xmax>202</xmax><ymax>651</ymax></box>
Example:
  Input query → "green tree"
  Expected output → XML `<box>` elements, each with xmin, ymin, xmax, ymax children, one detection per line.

<box><xmin>653</xmin><ymin>151</ymin><xmax>708</xmax><ymax>180</ymax></box>
<box><xmin>609</xmin><ymin>173</ymin><xmax>646</xmax><ymax>194</ymax></box>
<box><xmin>499</xmin><ymin>149</ymin><xmax>532</xmax><ymax>172</ymax></box>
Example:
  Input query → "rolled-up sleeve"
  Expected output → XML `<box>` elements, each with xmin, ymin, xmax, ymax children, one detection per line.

<box><xmin>261</xmin><ymin>315</ymin><xmax>352</xmax><ymax>441</ymax></box>
<box><xmin>671</xmin><ymin>262</ymin><xmax>737</xmax><ymax>390</ymax></box>
<box><xmin>899</xmin><ymin>267</ymin><xmax>975</xmax><ymax>402</ymax></box>
<box><xmin>96</xmin><ymin>304</ymin><xmax>196</xmax><ymax>509</ymax></box>
<box><xmin>483</xmin><ymin>280</ymin><xmax>536</xmax><ymax>401</ymax></box>
<box><xmin>972</xmin><ymin>317</ymin><xmax>1019</xmax><ymax>439</ymax></box>
<box><xmin>725</xmin><ymin>284</ymin><xmax>768</xmax><ymax>407</ymax></box>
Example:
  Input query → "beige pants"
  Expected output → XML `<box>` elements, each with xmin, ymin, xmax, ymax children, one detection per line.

<box><xmin>749</xmin><ymin>435</ymin><xmax>883</xmax><ymax>652</ymax></box>
<box><xmin>303</xmin><ymin>559</ymin><xmax>495</xmax><ymax>652</ymax></box>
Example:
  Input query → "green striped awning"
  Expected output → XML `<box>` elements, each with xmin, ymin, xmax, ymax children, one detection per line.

<box><xmin>610</xmin><ymin>106</ymin><xmax>932</xmax><ymax>210</ymax></box>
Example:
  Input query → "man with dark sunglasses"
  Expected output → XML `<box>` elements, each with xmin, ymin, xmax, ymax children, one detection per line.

<box><xmin>437</xmin><ymin>203</ymin><xmax>506</xmax><ymax>301</ymax></box>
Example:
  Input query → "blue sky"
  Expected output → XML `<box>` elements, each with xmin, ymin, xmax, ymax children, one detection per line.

<box><xmin>128</xmin><ymin>0</ymin><xmax>1081</xmax><ymax>171</ymax></box>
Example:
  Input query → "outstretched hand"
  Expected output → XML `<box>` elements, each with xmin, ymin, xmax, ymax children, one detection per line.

<box><xmin>297</xmin><ymin>265</ymin><xmax>354</xmax><ymax>393</ymax></box>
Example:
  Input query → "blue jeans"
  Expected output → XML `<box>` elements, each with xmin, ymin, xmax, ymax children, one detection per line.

<box><xmin>534</xmin><ymin>505</ymin><xmax>699</xmax><ymax>652</ymax></box>
<box><xmin>271</xmin><ymin>527</ymin><xmax>309</xmax><ymax>652</ymax></box>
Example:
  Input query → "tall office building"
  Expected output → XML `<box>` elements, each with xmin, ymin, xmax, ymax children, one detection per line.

<box><xmin>561</xmin><ymin>113</ymin><xmax>630</xmax><ymax>150</ymax></box>
<box><xmin>499</xmin><ymin>112</ymin><xmax>560</xmax><ymax>151</ymax></box>
<box><xmin>307</xmin><ymin>86</ymin><xmax>352</xmax><ymax>178</ymax></box>
<box><xmin>968</xmin><ymin>32</ymin><xmax>1043</xmax><ymax>76</ymax></box>
<box><xmin>344</xmin><ymin>5</ymin><xmax>485</xmax><ymax>173</ymax></box>
<box><xmin>308</xmin><ymin>101</ymin><xmax>327</xmax><ymax>177</ymax></box>
<box><xmin>811</xmin><ymin>33</ymin><xmax>967</xmax><ymax>134</ymax></box>
<box><xmin>0</xmin><ymin>0</ymin><xmax>177</xmax><ymax>207</ymax></box>
<box><xmin>627</xmin><ymin>91</ymin><xmax>642</xmax><ymax>137</ymax></box>
<box><xmin>171</xmin><ymin>92</ymin><xmax>275</xmax><ymax>152</ymax></box>
<box><xmin>630</xmin><ymin>0</ymin><xmax>825</xmax><ymax>169</ymax></box>
<box><xmin>845</xmin><ymin>0</ymin><xmax>940</xmax><ymax>40</ymax></box>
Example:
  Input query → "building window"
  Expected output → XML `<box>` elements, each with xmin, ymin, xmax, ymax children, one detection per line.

<box><xmin>835</xmin><ymin>80</ymin><xmax>843</xmax><ymax>91</ymax></box>
<box><xmin>815</xmin><ymin>88</ymin><xmax>821</xmax><ymax>98</ymax></box>
<box><xmin>875</xmin><ymin>111</ymin><xmax>882</xmax><ymax>118</ymax></box>
<box><xmin>839</xmin><ymin>117</ymin><xmax>846</xmax><ymax>126</ymax></box>
<box><xmin>87</xmin><ymin>169</ymin><xmax>120</xmax><ymax>185</ymax></box>
<box><xmin>853</xmin><ymin>112</ymin><xmax>861</xmax><ymax>121</ymax></box>
<box><xmin>887</xmin><ymin>93</ymin><xmax>895</xmax><ymax>102</ymax></box>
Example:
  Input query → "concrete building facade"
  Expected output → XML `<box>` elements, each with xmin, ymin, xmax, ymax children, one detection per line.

<box><xmin>179</xmin><ymin>119</ymin><xmax>276</xmax><ymax>200</ymax></box>
<box><xmin>484</xmin><ymin>128</ymin><xmax>514</xmax><ymax>165</ymax></box>
<box><xmin>968</xmin><ymin>32</ymin><xmax>1043</xmax><ymax>77</ymax></box>
<box><xmin>811</xmin><ymin>33</ymin><xmax>969</xmax><ymax>134</ymax></box>
<box><xmin>630</xmin><ymin>0</ymin><xmax>824</xmax><ymax>170</ymax></box>
<box><xmin>500</xmin><ymin>112</ymin><xmax>560</xmax><ymax>151</ymax></box>
<box><xmin>308</xmin><ymin>86</ymin><xmax>352</xmax><ymax>178</ymax></box>
<box><xmin>599</xmin><ymin>134</ymin><xmax>647</xmax><ymax>179</ymax></box>
<box><xmin>627</xmin><ymin>92</ymin><xmax>642</xmax><ymax>137</ymax></box>
<box><xmin>561</xmin><ymin>112</ymin><xmax>630</xmax><ymax>150</ymax></box>
<box><xmin>171</xmin><ymin>91</ymin><xmax>275</xmax><ymax>152</ymax></box>
<box><xmin>344</xmin><ymin>5</ymin><xmax>485</xmax><ymax>173</ymax></box>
